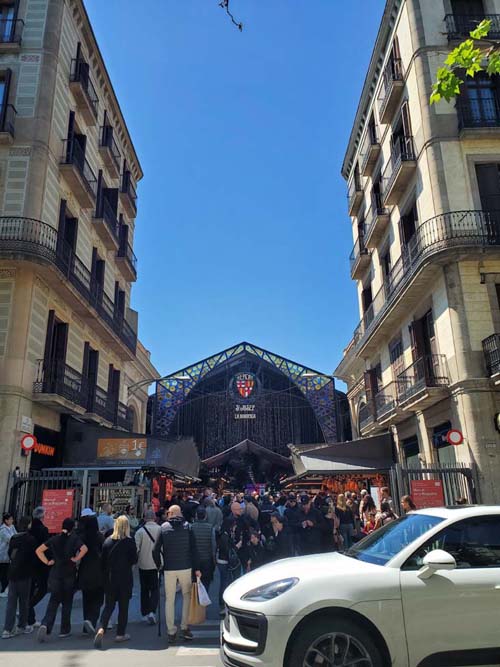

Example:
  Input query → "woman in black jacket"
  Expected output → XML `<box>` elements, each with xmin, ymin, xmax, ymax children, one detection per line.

<box><xmin>77</xmin><ymin>513</ymin><xmax>104</xmax><ymax>635</ymax></box>
<box><xmin>94</xmin><ymin>516</ymin><xmax>137</xmax><ymax>649</ymax></box>
<box><xmin>268</xmin><ymin>513</ymin><xmax>294</xmax><ymax>561</ymax></box>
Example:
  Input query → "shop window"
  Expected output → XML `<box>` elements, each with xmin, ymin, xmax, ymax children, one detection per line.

<box><xmin>433</xmin><ymin>421</ymin><xmax>457</xmax><ymax>465</ymax></box>
<box><xmin>402</xmin><ymin>436</ymin><xmax>420</xmax><ymax>468</ymax></box>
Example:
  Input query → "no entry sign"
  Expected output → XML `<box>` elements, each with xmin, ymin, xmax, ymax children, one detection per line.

<box><xmin>446</xmin><ymin>429</ymin><xmax>463</xmax><ymax>446</ymax></box>
<box><xmin>21</xmin><ymin>434</ymin><xmax>37</xmax><ymax>452</ymax></box>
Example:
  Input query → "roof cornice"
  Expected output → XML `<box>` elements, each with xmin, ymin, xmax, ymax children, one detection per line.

<box><xmin>341</xmin><ymin>0</ymin><xmax>402</xmax><ymax>181</ymax></box>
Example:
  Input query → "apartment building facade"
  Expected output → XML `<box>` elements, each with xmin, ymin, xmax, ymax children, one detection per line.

<box><xmin>0</xmin><ymin>0</ymin><xmax>157</xmax><ymax>505</ymax></box>
<box><xmin>335</xmin><ymin>0</ymin><xmax>500</xmax><ymax>503</ymax></box>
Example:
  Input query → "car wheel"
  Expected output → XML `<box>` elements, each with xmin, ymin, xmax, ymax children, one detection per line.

<box><xmin>288</xmin><ymin>616</ymin><xmax>384</xmax><ymax>667</ymax></box>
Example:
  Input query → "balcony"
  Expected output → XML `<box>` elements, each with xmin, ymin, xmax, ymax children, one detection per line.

<box><xmin>351</xmin><ymin>210</ymin><xmax>500</xmax><ymax>356</ymax></box>
<box><xmin>116</xmin><ymin>401</ymin><xmax>133</xmax><ymax>431</ymax></box>
<box><xmin>0</xmin><ymin>104</ymin><xmax>16</xmax><ymax>144</ymax></box>
<box><xmin>360</xmin><ymin>126</ymin><xmax>381</xmax><ymax>178</ymax></box>
<box><xmin>93</xmin><ymin>197</ymin><xmax>120</xmax><ymax>250</ymax></box>
<box><xmin>382</xmin><ymin>136</ymin><xmax>416</xmax><ymax>206</ymax></box>
<box><xmin>396</xmin><ymin>354</ymin><xmax>449</xmax><ymax>410</ymax></box>
<box><xmin>348</xmin><ymin>172</ymin><xmax>363</xmax><ymax>216</ymax></box>
<box><xmin>483</xmin><ymin>333</ymin><xmax>500</xmax><ymax>381</ymax></box>
<box><xmin>33</xmin><ymin>359</ymin><xmax>88</xmax><ymax>414</ymax></box>
<box><xmin>0</xmin><ymin>217</ymin><xmax>137</xmax><ymax>357</ymax></box>
<box><xmin>375</xmin><ymin>381</ymin><xmax>402</xmax><ymax>424</ymax></box>
<box><xmin>457</xmin><ymin>98</ymin><xmax>500</xmax><ymax>139</ymax></box>
<box><xmin>116</xmin><ymin>237</ymin><xmax>137</xmax><ymax>282</ymax></box>
<box><xmin>84</xmin><ymin>385</ymin><xmax>115</xmax><ymax>425</ymax></box>
<box><xmin>378</xmin><ymin>57</ymin><xmax>404</xmax><ymax>124</ymax></box>
<box><xmin>0</xmin><ymin>19</ymin><xmax>23</xmax><ymax>52</ymax></box>
<box><xmin>445</xmin><ymin>14</ymin><xmax>500</xmax><ymax>41</ymax></box>
<box><xmin>120</xmin><ymin>171</ymin><xmax>137</xmax><ymax>217</ymax></box>
<box><xmin>364</xmin><ymin>193</ymin><xmax>390</xmax><ymax>248</ymax></box>
<box><xmin>358</xmin><ymin>401</ymin><xmax>376</xmax><ymax>433</ymax></box>
<box><xmin>69</xmin><ymin>57</ymin><xmax>98</xmax><ymax>125</ymax></box>
<box><xmin>99</xmin><ymin>125</ymin><xmax>121</xmax><ymax>179</ymax></box>
<box><xmin>60</xmin><ymin>139</ymin><xmax>97</xmax><ymax>208</ymax></box>
<box><xmin>350</xmin><ymin>237</ymin><xmax>371</xmax><ymax>279</ymax></box>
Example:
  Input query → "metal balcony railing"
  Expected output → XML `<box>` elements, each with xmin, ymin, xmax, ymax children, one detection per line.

<box><xmin>374</xmin><ymin>381</ymin><xmax>399</xmax><ymax>419</ymax></box>
<box><xmin>97</xmin><ymin>197</ymin><xmax>120</xmax><ymax>241</ymax></box>
<box><xmin>396</xmin><ymin>354</ymin><xmax>449</xmax><ymax>404</ymax></box>
<box><xmin>33</xmin><ymin>359</ymin><xmax>88</xmax><ymax>408</ymax></box>
<box><xmin>116</xmin><ymin>402</ymin><xmax>133</xmax><ymax>431</ymax></box>
<box><xmin>90</xmin><ymin>385</ymin><xmax>115</xmax><ymax>422</ymax></box>
<box><xmin>482</xmin><ymin>333</ymin><xmax>500</xmax><ymax>376</ymax></box>
<box><xmin>100</xmin><ymin>125</ymin><xmax>121</xmax><ymax>171</ymax></box>
<box><xmin>70</xmin><ymin>57</ymin><xmax>98</xmax><ymax>118</ymax></box>
<box><xmin>349</xmin><ymin>235</ymin><xmax>370</xmax><ymax>274</ymax></box>
<box><xmin>118</xmin><ymin>237</ymin><xmax>138</xmax><ymax>274</ymax></box>
<box><xmin>445</xmin><ymin>14</ymin><xmax>500</xmax><ymax>40</ymax></box>
<box><xmin>0</xmin><ymin>18</ymin><xmax>24</xmax><ymax>44</ymax></box>
<box><xmin>457</xmin><ymin>97</ymin><xmax>500</xmax><ymax>130</ymax></box>
<box><xmin>358</xmin><ymin>401</ymin><xmax>375</xmax><ymax>431</ymax></box>
<box><xmin>0</xmin><ymin>217</ymin><xmax>137</xmax><ymax>353</ymax></box>
<box><xmin>352</xmin><ymin>210</ymin><xmax>500</xmax><ymax>350</ymax></box>
<box><xmin>121</xmin><ymin>170</ymin><xmax>137</xmax><ymax>208</ymax></box>
<box><xmin>377</xmin><ymin>57</ymin><xmax>404</xmax><ymax>118</ymax></box>
<box><xmin>365</xmin><ymin>192</ymin><xmax>389</xmax><ymax>241</ymax></box>
<box><xmin>348</xmin><ymin>171</ymin><xmax>362</xmax><ymax>212</ymax></box>
<box><xmin>360</xmin><ymin>125</ymin><xmax>380</xmax><ymax>173</ymax></box>
<box><xmin>61</xmin><ymin>139</ymin><xmax>98</xmax><ymax>199</ymax></box>
<box><xmin>382</xmin><ymin>135</ymin><xmax>416</xmax><ymax>200</ymax></box>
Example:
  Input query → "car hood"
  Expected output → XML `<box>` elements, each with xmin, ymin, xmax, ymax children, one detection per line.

<box><xmin>224</xmin><ymin>553</ymin><xmax>400</xmax><ymax>614</ymax></box>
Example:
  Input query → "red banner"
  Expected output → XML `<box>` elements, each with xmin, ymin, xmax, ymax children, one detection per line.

<box><xmin>410</xmin><ymin>480</ymin><xmax>445</xmax><ymax>509</ymax></box>
<box><xmin>42</xmin><ymin>489</ymin><xmax>75</xmax><ymax>533</ymax></box>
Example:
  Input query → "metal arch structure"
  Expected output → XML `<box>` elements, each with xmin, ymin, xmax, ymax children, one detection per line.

<box><xmin>153</xmin><ymin>342</ymin><xmax>339</xmax><ymax>443</ymax></box>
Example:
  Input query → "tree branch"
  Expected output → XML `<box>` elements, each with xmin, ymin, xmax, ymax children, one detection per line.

<box><xmin>219</xmin><ymin>0</ymin><xmax>243</xmax><ymax>31</ymax></box>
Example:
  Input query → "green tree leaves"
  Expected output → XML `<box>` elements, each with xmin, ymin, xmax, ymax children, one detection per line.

<box><xmin>431</xmin><ymin>19</ymin><xmax>498</xmax><ymax>104</ymax></box>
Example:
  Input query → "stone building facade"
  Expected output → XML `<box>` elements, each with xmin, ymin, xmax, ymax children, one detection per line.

<box><xmin>335</xmin><ymin>0</ymin><xmax>500</xmax><ymax>503</ymax></box>
<box><xmin>0</xmin><ymin>0</ymin><xmax>157</xmax><ymax>507</ymax></box>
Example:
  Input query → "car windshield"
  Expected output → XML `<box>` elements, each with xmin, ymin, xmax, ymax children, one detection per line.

<box><xmin>346</xmin><ymin>514</ymin><xmax>445</xmax><ymax>566</ymax></box>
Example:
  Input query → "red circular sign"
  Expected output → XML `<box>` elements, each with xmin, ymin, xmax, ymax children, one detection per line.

<box><xmin>446</xmin><ymin>429</ymin><xmax>463</xmax><ymax>446</ymax></box>
<box><xmin>21</xmin><ymin>434</ymin><xmax>37</xmax><ymax>451</ymax></box>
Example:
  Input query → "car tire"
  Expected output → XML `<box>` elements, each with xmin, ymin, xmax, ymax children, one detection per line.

<box><xmin>287</xmin><ymin>616</ymin><xmax>384</xmax><ymax>667</ymax></box>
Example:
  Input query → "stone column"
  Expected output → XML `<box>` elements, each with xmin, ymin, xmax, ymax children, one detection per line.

<box><xmin>415</xmin><ymin>410</ymin><xmax>434</xmax><ymax>464</ymax></box>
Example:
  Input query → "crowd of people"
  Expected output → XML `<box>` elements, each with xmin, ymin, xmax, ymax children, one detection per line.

<box><xmin>0</xmin><ymin>485</ymin><xmax>417</xmax><ymax>649</ymax></box>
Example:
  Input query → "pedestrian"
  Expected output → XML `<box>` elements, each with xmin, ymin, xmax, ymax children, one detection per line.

<box><xmin>361</xmin><ymin>494</ymin><xmax>377</xmax><ymax>526</ymax></box>
<box><xmin>124</xmin><ymin>505</ymin><xmax>139</xmax><ymax>534</ymax></box>
<box><xmin>153</xmin><ymin>504</ymin><xmax>201</xmax><ymax>645</ymax></box>
<box><xmin>335</xmin><ymin>494</ymin><xmax>355</xmax><ymax>550</ymax></box>
<box><xmin>97</xmin><ymin>504</ymin><xmax>114</xmax><ymax>536</ymax></box>
<box><xmin>376</xmin><ymin>502</ymin><xmax>397</xmax><ymax>528</ymax></box>
<box><xmin>380</xmin><ymin>487</ymin><xmax>395</xmax><ymax>513</ymax></box>
<box><xmin>358</xmin><ymin>489</ymin><xmax>368</xmax><ymax>517</ymax></box>
<box><xmin>284</xmin><ymin>493</ymin><xmax>301</xmax><ymax>554</ymax></box>
<box><xmin>94</xmin><ymin>515</ymin><xmax>138</xmax><ymax>648</ymax></box>
<box><xmin>204</xmin><ymin>498</ymin><xmax>223</xmax><ymax>534</ymax></box>
<box><xmin>246</xmin><ymin>530</ymin><xmax>266</xmax><ymax>571</ymax></box>
<box><xmin>2</xmin><ymin>516</ymin><xmax>37</xmax><ymax>638</ymax></box>
<box><xmin>298</xmin><ymin>494</ymin><xmax>323</xmax><ymax>555</ymax></box>
<box><xmin>36</xmin><ymin>518</ymin><xmax>88</xmax><ymax>642</ymax></box>
<box><xmin>268</xmin><ymin>513</ymin><xmax>294</xmax><ymax>560</ymax></box>
<box><xmin>258</xmin><ymin>495</ymin><xmax>274</xmax><ymax>539</ymax></box>
<box><xmin>77</xmin><ymin>509</ymin><xmax>105</xmax><ymax>636</ymax></box>
<box><xmin>135</xmin><ymin>509</ymin><xmax>161</xmax><ymax>625</ymax></box>
<box><xmin>215</xmin><ymin>523</ymin><xmax>235</xmax><ymax>614</ymax></box>
<box><xmin>0</xmin><ymin>513</ymin><xmax>16</xmax><ymax>598</ymax></box>
<box><xmin>191</xmin><ymin>507</ymin><xmax>216</xmax><ymax>591</ymax></box>
<box><xmin>401</xmin><ymin>495</ymin><xmax>417</xmax><ymax>514</ymax></box>
<box><xmin>28</xmin><ymin>507</ymin><xmax>49</xmax><ymax>627</ymax></box>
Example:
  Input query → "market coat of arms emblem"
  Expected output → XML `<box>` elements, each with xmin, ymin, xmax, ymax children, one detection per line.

<box><xmin>235</xmin><ymin>373</ymin><xmax>255</xmax><ymax>399</ymax></box>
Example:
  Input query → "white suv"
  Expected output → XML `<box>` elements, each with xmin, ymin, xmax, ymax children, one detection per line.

<box><xmin>221</xmin><ymin>506</ymin><xmax>500</xmax><ymax>667</ymax></box>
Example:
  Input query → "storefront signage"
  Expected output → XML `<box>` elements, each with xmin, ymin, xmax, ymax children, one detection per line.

<box><xmin>97</xmin><ymin>437</ymin><xmax>147</xmax><ymax>460</ymax></box>
<box><xmin>235</xmin><ymin>404</ymin><xmax>256</xmax><ymax>420</ymax></box>
<box><xmin>42</xmin><ymin>489</ymin><xmax>75</xmax><ymax>533</ymax></box>
<box><xmin>410</xmin><ymin>480</ymin><xmax>445</xmax><ymax>509</ymax></box>
<box><xmin>34</xmin><ymin>442</ymin><xmax>55</xmax><ymax>456</ymax></box>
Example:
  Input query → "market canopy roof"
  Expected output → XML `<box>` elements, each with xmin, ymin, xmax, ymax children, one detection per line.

<box><xmin>288</xmin><ymin>433</ymin><xmax>395</xmax><ymax>478</ymax></box>
<box><xmin>203</xmin><ymin>439</ymin><xmax>293</xmax><ymax>469</ymax></box>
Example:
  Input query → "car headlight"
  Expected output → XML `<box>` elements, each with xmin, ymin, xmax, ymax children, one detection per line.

<box><xmin>241</xmin><ymin>577</ymin><xmax>299</xmax><ymax>602</ymax></box>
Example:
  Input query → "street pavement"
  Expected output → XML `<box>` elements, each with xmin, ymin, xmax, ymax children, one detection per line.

<box><xmin>0</xmin><ymin>572</ymin><xmax>223</xmax><ymax>667</ymax></box>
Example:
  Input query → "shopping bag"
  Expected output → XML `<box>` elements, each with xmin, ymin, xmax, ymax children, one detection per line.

<box><xmin>188</xmin><ymin>582</ymin><xmax>206</xmax><ymax>625</ymax></box>
<box><xmin>197</xmin><ymin>577</ymin><xmax>211</xmax><ymax>607</ymax></box>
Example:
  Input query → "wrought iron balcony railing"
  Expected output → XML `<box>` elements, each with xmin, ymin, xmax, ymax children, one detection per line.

<box><xmin>121</xmin><ymin>170</ymin><xmax>137</xmax><ymax>208</ymax></box>
<box><xmin>483</xmin><ymin>333</ymin><xmax>500</xmax><ymax>376</ymax></box>
<box><xmin>396</xmin><ymin>354</ymin><xmax>449</xmax><ymax>404</ymax></box>
<box><xmin>100</xmin><ymin>125</ymin><xmax>121</xmax><ymax>171</ymax></box>
<box><xmin>445</xmin><ymin>14</ymin><xmax>500</xmax><ymax>40</ymax></box>
<box><xmin>61</xmin><ymin>139</ymin><xmax>98</xmax><ymax>199</ymax></box>
<box><xmin>97</xmin><ymin>197</ymin><xmax>120</xmax><ymax>241</ymax></box>
<box><xmin>0</xmin><ymin>19</ymin><xmax>23</xmax><ymax>44</ymax></box>
<box><xmin>378</xmin><ymin>57</ymin><xmax>404</xmax><ymax>119</ymax></box>
<box><xmin>117</xmin><ymin>237</ymin><xmax>138</xmax><ymax>275</ymax></box>
<box><xmin>89</xmin><ymin>385</ymin><xmax>116</xmax><ymax>422</ymax></box>
<box><xmin>382</xmin><ymin>135</ymin><xmax>416</xmax><ymax>202</ymax></box>
<box><xmin>0</xmin><ymin>217</ymin><xmax>137</xmax><ymax>353</ymax></box>
<box><xmin>348</xmin><ymin>171</ymin><xmax>363</xmax><ymax>214</ymax></box>
<box><xmin>116</xmin><ymin>401</ymin><xmax>133</xmax><ymax>431</ymax></box>
<box><xmin>364</xmin><ymin>192</ymin><xmax>389</xmax><ymax>243</ymax></box>
<box><xmin>457</xmin><ymin>98</ymin><xmax>500</xmax><ymax>130</ymax></box>
<box><xmin>358</xmin><ymin>401</ymin><xmax>375</xmax><ymax>431</ymax></box>
<box><xmin>360</xmin><ymin>124</ymin><xmax>380</xmax><ymax>175</ymax></box>
<box><xmin>374</xmin><ymin>381</ymin><xmax>399</xmax><ymax>419</ymax></box>
<box><xmin>70</xmin><ymin>57</ymin><xmax>99</xmax><ymax>118</ymax></box>
<box><xmin>33</xmin><ymin>359</ymin><xmax>89</xmax><ymax>408</ymax></box>
<box><xmin>349</xmin><ymin>236</ymin><xmax>370</xmax><ymax>275</ymax></box>
<box><xmin>352</xmin><ymin>210</ymin><xmax>500</xmax><ymax>350</ymax></box>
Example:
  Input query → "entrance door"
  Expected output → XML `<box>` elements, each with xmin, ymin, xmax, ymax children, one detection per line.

<box><xmin>400</xmin><ymin>514</ymin><xmax>500</xmax><ymax>666</ymax></box>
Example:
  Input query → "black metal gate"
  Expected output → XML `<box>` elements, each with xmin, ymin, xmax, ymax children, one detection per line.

<box><xmin>390</xmin><ymin>462</ymin><xmax>478</xmax><ymax>509</ymax></box>
<box><xmin>4</xmin><ymin>470</ymin><xmax>89</xmax><ymax>523</ymax></box>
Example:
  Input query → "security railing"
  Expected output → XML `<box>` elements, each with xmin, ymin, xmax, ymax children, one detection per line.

<box><xmin>482</xmin><ymin>333</ymin><xmax>500</xmax><ymax>376</ymax></box>
<box><xmin>70</xmin><ymin>57</ymin><xmax>98</xmax><ymax>118</ymax></box>
<box><xmin>100</xmin><ymin>125</ymin><xmax>121</xmax><ymax>171</ymax></box>
<box><xmin>377</xmin><ymin>56</ymin><xmax>404</xmax><ymax>119</ymax></box>
<box><xmin>396</xmin><ymin>354</ymin><xmax>449</xmax><ymax>404</ymax></box>
<box><xmin>33</xmin><ymin>359</ymin><xmax>88</xmax><ymax>408</ymax></box>
<box><xmin>61</xmin><ymin>139</ymin><xmax>98</xmax><ymax>200</ymax></box>
<box><xmin>382</xmin><ymin>135</ymin><xmax>415</xmax><ymax>202</ymax></box>
<box><xmin>457</xmin><ymin>97</ymin><xmax>500</xmax><ymax>130</ymax></box>
<box><xmin>445</xmin><ymin>14</ymin><xmax>500</xmax><ymax>40</ymax></box>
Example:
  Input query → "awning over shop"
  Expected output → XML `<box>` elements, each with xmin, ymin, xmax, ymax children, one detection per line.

<box><xmin>203</xmin><ymin>439</ymin><xmax>292</xmax><ymax>470</ymax></box>
<box><xmin>288</xmin><ymin>432</ymin><xmax>395</xmax><ymax>479</ymax></box>
<box><xmin>63</xmin><ymin>418</ymin><xmax>200</xmax><ymax>480</ymax></box>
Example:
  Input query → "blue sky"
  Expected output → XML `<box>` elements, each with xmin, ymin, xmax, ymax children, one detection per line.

<box><xmin>84</xmin><ymin>0</ymin><xmax>385</xmax><ymax>380</ymax></box>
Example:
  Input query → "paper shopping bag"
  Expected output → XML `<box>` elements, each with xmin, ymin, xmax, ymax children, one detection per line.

<box><xmin>188</xmin><ymin>582</ymin><xmax>206</xmax><ymax>625</ymax></box>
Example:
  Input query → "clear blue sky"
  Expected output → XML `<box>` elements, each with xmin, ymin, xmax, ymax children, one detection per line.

<box><xmin>84</xmin><ymin>0</ymin><xmax>385</xmax><ymax>380</ymax></box>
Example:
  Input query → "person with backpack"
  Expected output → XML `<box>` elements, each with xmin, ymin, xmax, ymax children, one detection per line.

<box><xmin>35</xmin><ymin>518</ymin><xmax>88</xmax><ymax>642</ymax></box>
<box><xmin>94</xmin><ymin>515</ymin><xmax>138</xmax><ymax>648</ymax></box>
<box><xmin>135</xmin><ymin>509</ymin><xmax>161</xmax><ymax>625</ymax></box>
<box><xmin>2</xmin><ymin>516</ymin><xmax>37</xmax><ymax>638</ymax></box>
<box><xmin>77</xmin><ymin>509</ymin><xmax>105</xmax><ymax>636</ymax></box>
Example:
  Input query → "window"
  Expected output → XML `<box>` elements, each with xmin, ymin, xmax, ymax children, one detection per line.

<box><xmin>433</xmin><ymin>421</ymin><xmax>457</xmax><ymax>465</ymax></box>
<box><xmin>464</xmin><ymin>74</ymin><xmax>499</xmax><ymax>125</ymax></box>
<box><xmin>476</xmin><ymin>163</ymin><xmax>500</xmax><ymax>213</ymax></box>
<box><xmin>403</xmin><ymin>516</ymin><xmax>500</xmax><ymax>570</ymax></box>
<box><xmin>399</xmin><ymin>201</ymin><xmax>418</xmax><ymax>251</ymax></box>
<box><xmin>389</xmin><ymin>336</ymin><xmax>404</xmax><ymax>378</ymax></box>
<box><xmin>402</xmin><ymin>436</ymin><xmax>420</xmax><ymax>468</ymax></box>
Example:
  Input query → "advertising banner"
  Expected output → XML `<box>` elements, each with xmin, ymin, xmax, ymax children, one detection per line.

<box><xmin>410</xmin><ymin>479</ymin><xmax>445</xmax><ymax>509</ymax></box>
<box><xmin>42</xmin><ymin>489</ymin><xmax>75</xmax><ymax>533</ymax></box>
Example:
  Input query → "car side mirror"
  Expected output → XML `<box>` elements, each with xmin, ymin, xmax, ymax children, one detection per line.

<box><xmin>418</xmin><ymin>549</ymin><xmax>457</xmax><ymax>580</ymax></box>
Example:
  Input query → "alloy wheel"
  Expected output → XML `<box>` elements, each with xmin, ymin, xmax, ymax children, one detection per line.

<box><xmin>303</xmin><ymin>632</ymin><xmax>374</xmax><ymax>667</ymax></box>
